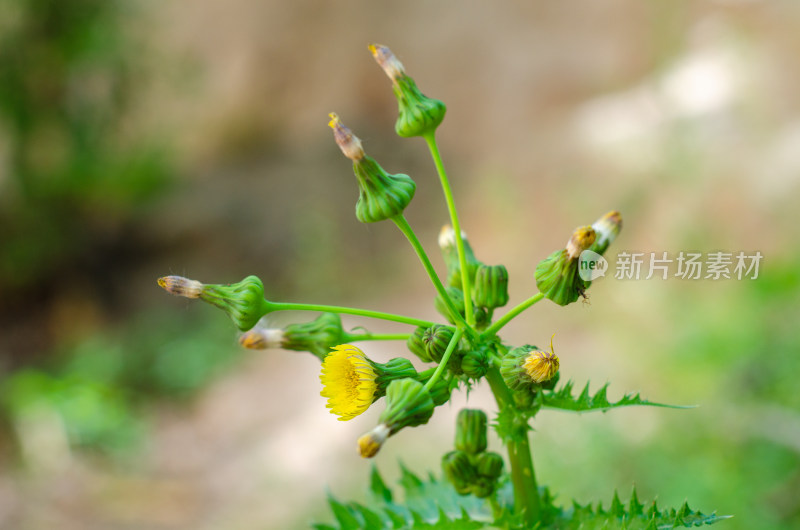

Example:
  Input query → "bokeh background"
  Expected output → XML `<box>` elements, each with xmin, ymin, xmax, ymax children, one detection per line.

<box><xmin>1</xmin><ymin>0</ymin><xmax>799</xmax><ymax>528</ymax></box>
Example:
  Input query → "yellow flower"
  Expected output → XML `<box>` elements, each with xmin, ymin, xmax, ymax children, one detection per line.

<box><xmin>320</xmin><ymin>344</ymin><xmax>378</xmax><ymax>421</ymax></box>
<box><xmin>522</xmin><ymin>335</ymin><xmax>560</xmax><ymax>383</ymax></box>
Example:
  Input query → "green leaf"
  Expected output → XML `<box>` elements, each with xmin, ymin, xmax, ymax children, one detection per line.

<box><xmin>318</xmin><ymin>465</ymin><xmax>497</xmax><ymax>529</ymax></box>
<box><xmin>540</xmin><ymin>380</ymin><xmax>692</xmax><ymax>413</ymax></box>
<box><xmin>370</xmin><ymin>464</ymin><xmax>393</xmax><ymax>503</ymax></box>
<box><xmin>544</xmin><ymin>489</ymin><xmax>730</xmax><ymax>529</ymax></box>
<box><xmin>319</xmin><ymin>469</ymin><xmax>730</xmax><ymax>529</ymax></box>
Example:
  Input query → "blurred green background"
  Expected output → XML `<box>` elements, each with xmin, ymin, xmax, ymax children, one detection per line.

<box><xmin>0</xmin><ymin>0</ymin><xmax>798</xmax><ymax>528</ymax></box>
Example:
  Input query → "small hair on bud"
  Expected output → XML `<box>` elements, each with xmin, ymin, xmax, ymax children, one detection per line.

<box><xmin>157</xmin><ymin>276</ymin><xmax>203</xmax><ymax>298</ymax></box>
<box><xmin>239</xmin><ymin>328</ymin><xmax>284</xmax><ymax>350</ymax></box>
<box><xmin>358</xmin><ymin>424</ymin><xmax>390</xmax><ymax>458</ymax></box>
<box><xmin>368</xmin><ymin>43</ymin><xmax>405</xmax><ymax>81</ymax></box>
<box><xmin>328</xmin><ymin>112</ymin><xmax>364</xmax><ymax>161</ymax></box>
<box><xmin>566</xmin><ymin>226</ymin><xmax>596</xmax><ymax>260</ymax></box>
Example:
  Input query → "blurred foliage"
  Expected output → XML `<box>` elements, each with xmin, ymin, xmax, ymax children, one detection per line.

<box><xmin>0</xmin><ymin>0</ymin><xmax>171</xmax><ymax>292</ymax></box>
<box><xmin>0</xmin><ymin>310</ymin><xmax>242</xmax><ymax>456</ymax></box>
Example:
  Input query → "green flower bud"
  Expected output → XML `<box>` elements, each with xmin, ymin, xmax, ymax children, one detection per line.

<box><xmin>535</xmin><ymin>226</ymin><xmax>596</xmax><ymax>306</ymax></box>
<box><xmin>329</xmin><ymin>113</ymin><xmax>416</xmax><ymax>223</ymax></box>
<box><xmin>370</xmin><ymin>44</ymin><xmax>446</xmax><ymax>138</ymax></box>
<box><xmin>475</xmin><ymin>451</ymin><xmax>504</xmax><ymax>480</ymax></box>
<box><xmin>501</xmin><ymin>345</ymin><xmax>536</xmax><ymax>391</ymax></box>
<box><xmin>588</xmin><ymin>210</ymin><xmax>622</xmax><ymax>256</ymax></box>
<box><xmin>422</xmin><ymin>324</ymin><xmax>455</xmax><ymax>363</ymax></box>
<box><xmin>474</xmin><ymin>264</ymin><xmax>509</xmax><ymax>309</ymax></box>
<box><xmin>358</xmin><ymin>378</ymin><xmax>435</xmax><ymax>458</ymax></box>
<box><xmin>455</xmin><ymin>409</ymin><xmax>488</xmax><ymax>455</ymax></box>
<box><xmin>501</xmin><ymin>339</ymin><xmax>560</xmax><ymax>391</ymax></box>
<box><xmin>470</xmin><ymin>477</ymin><xmax>495</xmax><ymax>499</ymax></box>
<box><xmin>283</xmin><ymin>313</ymin><xmax>345</xmax><ymax>358</ymax></box>
<box><xmin>441</xmin><ymin>450</ymin><xmax>477</xmax><ymax>492</ymax></box>
<box><xmin>407</xmin><ymin>326</ymin><xmax>433</xmax><ymax>362</ymax></box>
<box><xmin>159</xmin><ymin>275</ymin><xmax>267</xmax><ymax>332</ymax></box>
<box><xmin>461</xmin><ymin>348</ymin><xmax>490</xmax><ymax>378</ymax></box>
<box><xmin>427</xmin><ymin>377</ymin><xmax>452</xmax><ymax>407</ymax></box>
<box><xmin>239</xmin><ymin>314</ymin><xmax>344</xmax><ymax>360</ymax></box>
<box><xmin>379</xmin><ymin>378</ymin><xmax>435</xmax><ymax>432</ymax></box>
<box><xmin>438</xmin><ymin>225</ymin><xmax>483</xmax><ymax>289</ymax></box>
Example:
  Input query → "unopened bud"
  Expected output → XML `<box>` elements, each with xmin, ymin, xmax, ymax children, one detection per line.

<box><xmin>460</xmin><ymin>348</ymin><xmax>490</xmax><ymax>378</ymax></box>
<box><xmin>407</xmin><ymin>326</ymin><xmax>433</xmax><ymax>363</ymax></box>
<box><xmin>475</xmin><ymin>452</ymin><xmax>503</xmax><ymax>479</ymax></box>
<box><xmin>159</xmin><ymin>275</ymin><xmax>268</xmax><ymax>331</ymax></box>
<box><xmin>369</xmin><ymin>43</ymin><xmax>446</xmax><ymax>138</ymax></box>
<box><xmin>359</xmin><ymin>378</ymin><xmax>435</xmax><ymax>458</ymax></box>
<box><xmin>535</xmin><ymin>226</ymin><xmax>596</xmax><ymax>306</ymax></box>
<box><xmin>329</xmin><ymin>114</ymin><xmax>416</xmax><ymax>223</ymax></box>
<box><xmin>455</xmin><ymin>409</ymin><xmax>488</xmax><ymax>455</ymax></box>
<box><xmin>501</xmin><ymin>338</ymin><xmax>560</xmax><ymax>391</ymax></box>
<box><xmin>422</xmin><ymin>324</ymin><xmax>456</xmax><ymax>363</ymax></box>
<box><xmin>438</xmin><ymin>225</ymin><xmax>483</xmax><ymax>288</ymax></box>
<box><xmin>473</xmin><ymin>264</ymin><xmax>510</xmax><ymax>309</ymax></box>
<box><xmin>283</xmin><ymin>313</ymin><xmax>345</xmax><ymax>360</ymax></box>
<box><xmin>441</xmin><ymin>450</ymin><xmax>477</xmax><ymax>493</ymax></box>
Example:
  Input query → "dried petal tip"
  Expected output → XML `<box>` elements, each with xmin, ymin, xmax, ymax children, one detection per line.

<box><xmin>590</xmin><ymin>210</ymin><xmax>623</xmax><ymax>255</ymax></box>
<box><xmin>157</xmin><ymin>276</ymin><xmax>203</xmax><ymax>298</ymax></box>
<box><xmin>522</xmin><ymin>335</ymin><xmax>560</xmax><ymax>383</ymax></box>
<box><xmin>328</xmin><ymin>112</ymin><xmax>364</xmax><ymax>161</ymax></box>
<box><xmin>566</xmin><ymin>226</ymin><xmax>596</xmax><ymax>260</ymax></box>
<box><xmin>438</xmin><ymin>225</ymin><xmax>468</xmax><ymax>250</ymax></box>
<box><xmin>369</xmin><ymin>43</ymin><xmax>404</xmax><ymax>81</ymax></box>
<box><xmin>239</xmin><ymin>328</ymin><xmax>284</xmax><ymax>350</ymax></box>
<box><xmin>357</xmin><ymin>424</ymin><xmax>390</xmax><ymax>458</ymax></box>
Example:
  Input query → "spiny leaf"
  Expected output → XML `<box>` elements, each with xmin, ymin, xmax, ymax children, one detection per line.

<box><xmin>540</xmin><ymin>380</ymin><xmax>692</xmax><ymax>413</ymax></box>
<box><xmin>327</xmin><ymin>495</ymin><xmax>361</xmax><ymax>528</ymax></box>
<box><xmin>552</xmin><ymin>490</ymin><xmax>730</xmax><ymax>529</ymax></box>
<box><xmin>370</xmin><ymin>464</ymin><xmax>393</xmax><ymax>503</ymax></box>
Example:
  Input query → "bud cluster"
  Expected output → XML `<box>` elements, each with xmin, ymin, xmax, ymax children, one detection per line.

<box><xmin>442</xmin><ymin>409</ymin><xmax>504</xmax><ymax>498</ymax></box>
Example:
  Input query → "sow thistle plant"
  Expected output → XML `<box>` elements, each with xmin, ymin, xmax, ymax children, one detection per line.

<box><xmin>158</xmin><ymin>45</ymin><xmax>729</xmax><ymax>529</ymax></box>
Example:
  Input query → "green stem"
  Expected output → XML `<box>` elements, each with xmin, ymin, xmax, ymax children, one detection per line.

<box><xmin>343</xmin><ymin>332</ymin><xmax>410</xmax><ymax>342</ymax></box>
<box><xmin>423</xmin><ymin>327</ymin><xmax>464</xmax><ymax>392</ymax></box>
<box><xmin>481</xmin><ymin>292</ymin><xmax>545</xmax><ymax>338</ymax></box>
<box><xmin>268</xmin><ymin>301</ymin><xmax>433</xmax><ymax>328</ymax></box>
<box><xmin>392</xmin><ymin>215</ymin><xmax>468</xmax><ymax>329</ymax></box>
<box><xmin>485</xmin><ymin>368</ymin><xmax>540</xmax><ymax>526</ymax></box>
<box><xmin>423</xmin><ymin>132</ymin><xmax>475</xmax><ymax>327</ymax></box>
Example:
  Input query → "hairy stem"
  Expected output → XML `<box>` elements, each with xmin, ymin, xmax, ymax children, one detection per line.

<box><xmin>482</xmin><ymin>292</ymin><xmax>545</xmax><ymax>338</ymax></box>
<box><xmin>423</xmin><ymin>132</ymin><xmax>475</xmax><ymax>327</ymax></box>
<box><xmin>485</xmin><ymin>368</ymin><xmax>540</xmax><ymax>526</ymax></box>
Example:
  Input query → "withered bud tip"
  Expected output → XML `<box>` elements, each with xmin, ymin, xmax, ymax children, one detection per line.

<box><xmin>158</xmin><ymin>276</ymin><xmax>203</xmax><ymax>298</ymax></box>
<box><xmin>328</xmin><ymin>112</ymin><xmax>364</xmax><ymax>161</ymax></box>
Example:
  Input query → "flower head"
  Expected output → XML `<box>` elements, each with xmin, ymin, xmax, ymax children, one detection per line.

<box><xmin>320</xmin><ymin>345</ymin><xmax>378</xmax><ymax>421</ymax></box>
<box><xmin>522</xmin><ymin>335</ymin><xmax>560</xmax><ymax>384</ymax></box>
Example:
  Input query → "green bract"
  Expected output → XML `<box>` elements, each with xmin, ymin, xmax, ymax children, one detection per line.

<box><xmin>199</xmin><ymin>275</ymin><xmax>265</xmax><ymax>331</ymax></box>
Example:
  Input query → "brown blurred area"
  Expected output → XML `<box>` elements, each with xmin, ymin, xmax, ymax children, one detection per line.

<box><xmin>1</xmin><ymin>0</ymin><xmax>799</xmax><ymax>528</ymax></box>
